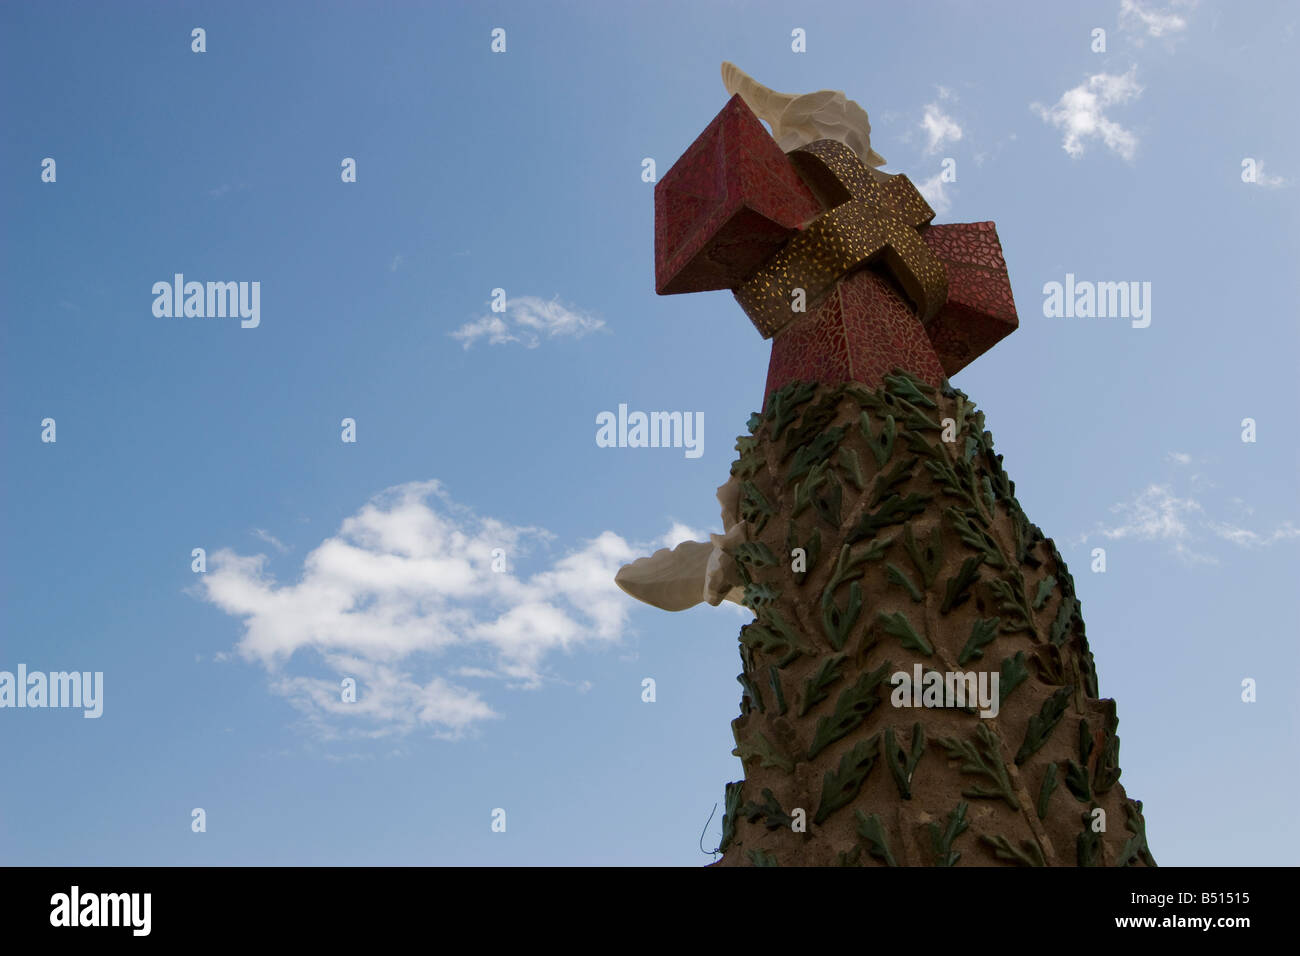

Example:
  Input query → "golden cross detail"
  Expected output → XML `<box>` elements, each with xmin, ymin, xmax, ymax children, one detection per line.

<box><xmin>734</xmin><ymin>139</ymin><xmax>949</xmax><ymax>338</ymax></box>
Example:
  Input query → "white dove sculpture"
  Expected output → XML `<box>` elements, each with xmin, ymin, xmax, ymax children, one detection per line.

<box><xmin>720</xmin><ymin>61</ymin><xmax>888</xmax><ymax>172</ymax></box>
<box><xmin>615</xmin><ymin>475</ymin><xmax>749</xmax><ymax>613</ymax></box>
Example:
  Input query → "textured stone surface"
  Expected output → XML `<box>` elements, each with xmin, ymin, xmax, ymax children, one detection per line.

<box><xmin>712</xmin><ymin>378</ymin><xmax>1154</xmax><ymax>867</ymax></box>
<box><xmin>764</xmin><ymin>268</ymin><xmax>946</xmax><ymax>404</ymax></box>
<box><xmin>654</xmin><ymin>95</ymin><xmax>822</xmax><ymax>295</ymax></box>
<box><xmin>922</xmin><ymin>222</ymin><xmax>1019</xmax><ymax>376</ymax></box>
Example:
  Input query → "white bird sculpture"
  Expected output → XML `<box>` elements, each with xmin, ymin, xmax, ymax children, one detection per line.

<box><xmin>720</xmin><ymin>61</ymin><xmax>888</xmax><ymax>171</ymax></box>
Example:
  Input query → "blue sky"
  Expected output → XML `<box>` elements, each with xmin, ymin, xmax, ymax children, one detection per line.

<box><xmin>1</xmin><ymin>0</ymin><xmax>1296</xmax><ymax>865</ymax></box>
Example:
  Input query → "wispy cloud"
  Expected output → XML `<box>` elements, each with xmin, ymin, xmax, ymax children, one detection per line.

<box><xmin>1119</xmin><ymin>0</ymin><xmax>1194</xmax><ymax>41</ymax></box>
<box><xmin>1166</xmin><ymin>451</ymin><xmax>1192</xmax><ymax>465</ymax></box>
<box><xmin>251</xmin><ymin>528</ymin><xmax>289</xmax><ymax>553</ymax></box>
<box><xmin>916</xmin><ymin>172</ymin><xmax>953</xmax><ymax>215</ymax></box>
<box><xmin>1248</xmin><ymin>160</ymin><xmax>1289</xmax><ymax>188</ymax></box>
<box><xmin>921</xmin><ymin>100</ymin><xmax>963</xmax><ymax>155</ymax></box>
<box><xmin>1032</xmin><ymin>68</ymin><xmax>1142</xmax><ymax>160</ymax></box>
<box><xmin>388</xmin><ymin>254</ymin><xmax>405</xmax><ymax>272</ymax></box>
<box><xmin>450</xmin><ymin>295</ymin><xmax>606</xmax><ymax>349</ymax></box>
<box><xmin>1081</xmin><ymin>471</ymin><xmax>1298</xmax><ymax>563</ymax></box>
<box><xmin>198</xmin><ymin>481</ymin><xmax>681</xmax><ymax>738</ymax></box>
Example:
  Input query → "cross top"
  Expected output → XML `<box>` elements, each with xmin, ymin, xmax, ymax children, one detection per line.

<box><xmin>654</xmin><ymin>71</ymin><xmax>1019</xmax><ymax>401</ymax></box>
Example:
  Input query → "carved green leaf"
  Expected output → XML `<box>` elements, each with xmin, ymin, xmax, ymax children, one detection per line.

<box><xmin>849</xmin><ymin>492</ymin><xmax>930</xmax><ymax>543</ymax></box>
<box><xmin>747</xmin><ymin>848</ymin><xmax>780</xmax><ymax>866</ymax></box>
<box><xmin>946</xmin><ymin>507</ymin><xmax>1005</xmax><ymax>567</ymax></box>
<box><xmin>799</xmin><ymin>654</ymin><xmax>847</xmax><ymax>717</ymax></box>
<box><xmin>1050</xmin><ymin>595</ymin><xmax>1080</xmax><ymax>647</ymax></box>
<box><xmin>957</xmin><ymin>616</ymin><xmax>1001</xmax><ymax>666</ymax></box>
<box><xmin>837</xmin><ymin>445</ymin><xmax>866</xmax><ymax>491</ymax></box>
<box><xmin>867</xmin><ymin>456</ymin><xmax>917</xmax><ymax>508</ymax></box>
<box><xmin>719</xmin><ymin>780</ymin><xmax>743</xmax><ymax>852</ymax></box>
<box><xmin>860</xmin><ymin>410</ymin><xmax>896</xmax><ymax>467</ymax></box>
<box><xmin>927</xmin><ymin>801</ymin><xmax>970</xmax><ymax>866</ymax></box>
<box><xmin>1037</xmin><ymin>763</ymin><xmax>1059</xmax><ymax>819</ymax></box>
<box><xmin>814</xmin><ymin>734</ymin><xmax>881</xmax><ymax>825</ymax></box>
<box><xmin>885</xmin><ymin>562</ymin><xmax>924</xmax><ymax>602</ymax></box>
<box><xmin>767</xmin><ymin>665</ymin><xmax>787</xmax><ymax>717</ymax></box>
<box><xmin>808</xmin><ymin>661</ymin><xmax>893</xmax><ymax>759</ymax></box>
<box><xmin>902</xmin><ymin>523</ymin><xmax>943</xmax><ymax>589</ymax></box>
<box><xmin>854</xmin><ymin>811</ymin><xmax>898</xmax><ymax>866</ymax></box>
<box><xmin>998</xmin><ymin>651</ymin><xmax>1029</xmax><ymax>704</ymax></box>
<box><xmin>981</xmin><ymin>833</ymin><xmax>1046</xmax><ymax>866</ymax></box>
<box><xmin>940</xmin><ymin>554</ymin><xmax>984</xmax><ymax>614</ymax></box>
<box><xmin>786</xmin><ymin>426</ymin><xmax>846</xmax><ymax>484</ymax></box>
<box><xmin>740</xmin><ymin>480</ymin><xmax>775</xmax><ymax>534</ymax></box>
<box><xmin>884</xmin><ymin>723</ymin><xmax>926</xmax><ymax>799</ymax></box>
<box><xmin>733</xmin><ymin>730</ymin><xmax>795</xmax><ymax>773</ymax></box>
<box><xmin>878</xmin><ymin>610</ymin><xmax>933</xmax><ymax>656</ymax></box>
<box><xmin>740</xmin><ymin>787</ymin><xmax>794</xmax><ymax>830</ymax></box>
<box><xmin>1015</xmin><ymin>685</ymin><xmax>1074</xmax><ymax>765</ymax></box>
<box><xmin>766</xmin><ymin>381</ymin><xmax>817</xmax><ymax>440</ymax></box>
<box><xmin>1032</xmin><ymin>575</ymin><xmax>1057</xmax><ymax>610</ymax></box>
<box><xmin>733</xmin><ymin>541</ymin><xmax>778</xmax><ymax>569</ymax></box>
<box><xmin>937</xmin><ymin>723</ymin><xmax>1020</xmax><ymax>810</ymax></box>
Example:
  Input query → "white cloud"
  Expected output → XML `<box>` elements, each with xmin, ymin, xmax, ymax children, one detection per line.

<box><xmin>1119</xmin><ymin>0</ymin><xmax>1193</xmax><ymax>40</ymax></box>
<box><xmin>450</xmin><ymin>295</ymin><xmax>606</xmax><ymax>349</ymax></box>
<box><xmin>1166</xmin><ymin>451</ymin><xmax>1192</xmax><ymax>465</ymax></box>
<box><xmin>251</xmin><ymin>528</ymin><xmax>289</xmax><ymax>553</ymax></box>
<box><xmin>916</xmin><ymin>173</ymin><xmax>953</xmax><ymax>216</ymax></box>
<box><xmin>1082</xmin><ymin>481</ymin><xmax>1298</xmax><ymax>563</ymax></box>
<box><xmin>659</xmin><ymin>521</ymin><xmax>707</xmax><ymax>550</ymax></box>
<box><xmin>921</xmin><ymin>102</ymin><xmax>963</xmax><ymax>155</ymax></box>
<box><xmin>1206</xmin><ymin>521</ymin><xmax>1300</xmax><ymax>548</ymax></box>
<box><xmin>198</xmin><ymin>481</ymin><xmax>658</xmax><ymax>738</ymax></box>
<box><xmin>1032</xmin><ymin>68</ymin><xmax>1142</xmax><ymax>160</ymax></box>
<box><xmin>388</xmin><ymin>254</ymin><xmax>404</xmax><ymax>272</ymax></box>
<box><xmin>1249</xmin><ymin>160</ymin><xmax>1288</xmax><ymax>188</ymax></box>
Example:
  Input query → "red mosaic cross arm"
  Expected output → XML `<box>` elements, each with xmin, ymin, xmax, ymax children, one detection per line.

<box><xmin>654</xmin><ymin>94</ymin><xmax>1020</xmax><ymax>398</ymax></box>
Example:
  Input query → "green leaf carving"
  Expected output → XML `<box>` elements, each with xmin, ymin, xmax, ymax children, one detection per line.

<box><xmin>940</xmin><ymin>554</ymin><xmax>984</xmax><ymax>613</ymax></box>
<box><xmin>902</xmin><ymin>523</ymin><xmax>943</xmax><ymax>589</ymax></box>
<box><xmin>799</xmin><ymin>654</ymin><xmax>847</xmax><ymax>717</ymax></box>
<box><xmin>878</xmin><ymin>610</ymin><xmax>933</xmax><ymax>656</ymax></box>
<box><xmin>837</xmin><ymin>445</ymin><xmax>866</xmax><ymax>491</ymax></box>
<box><xmin>1032</xmin><ymin>574</ymin><xmax>1057</xmax><ymax>610</ymax></box>
<box><xmin>740</xmin><ymin>787</ymin><xmax>794</xmax><ymax>830</ymax></box>
<box><xmin>849</xmin><ymin>492</ymin><xmax>930</xmax><ymax>543</ymax></box>
<box><xmin>719</xmin><ymin>781</ymin><xmax>743</xmax><ymax>852</ymax></box>
<box><xmin>937</xmin><ymin>723</ymin><xmax>1020</xmax><ymax>810</ymax></box>
<box><xmin>867</xmin><ymin>456</ymin><xmax>917</xmax><ymax>508</ymax></box>
<box><xmin>854</xmin><ymin>811</ymin><xmax>899</xmax><ymax>866</ymax></box>
<box><xmin>981</xmin><ymin>833</ymin><xmax>1045</xmax><ymax>866</ymax></box>
<box><xmin>957</xmin><ymin>616</ymin><xmax>1001</xmax><ymax>665</ymax></box>
<box><xmin>808</xmin><ymin>660</ymin><xmax>893</xmax><ymax>759</ymax></box>
<box><xmin>1037</xmin><ymin>762</ymin><xmax>1059</xmax><ymax>819</ymax></box>
<box><xmin>1015</xmin><ymin>685</ymin><xmax>1074</xmax><ymax>765</ymax></box>
<box><xmin>860</xmin><ymin>410</ymin><xmax>896</xmax><ymax>467</ymax></box>
<box><xmin>814</xmin><ymin>734</ymin><xmax>881</xmax><ymax>824</ymax></box>
<box><xmin>885</xmin><ymin>562</ymin><xmax>924</xmax><ymax>602</ymax></box>
<box><xmin>767</xmin><ymin>665</ymin><xmax>787</xmax><ymax>717</ymax></box>
<box><xmin>998</xmin><ymin>651</ymin><xmax>1029</xmax><ymax>704</ymax></box>
<box><xmin>884</xmin><ymin>723</ymin><xmax>926</xmax><ymax>799</ymax></box>
<box><xmin>733</xmin><ymin>730</ymin><xmax>795</xmax><ymax>773</ymax></box>
<box><xmin>927</xmin><ymin>801</ymin><xmax>970</xmax><ymax>866</ymax></box>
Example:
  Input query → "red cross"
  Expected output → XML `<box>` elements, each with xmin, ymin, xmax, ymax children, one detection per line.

<box><xmin>654</xmin><ymin>95</ymin><xmax>1018</xmax><ymax>404</ymax></box>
